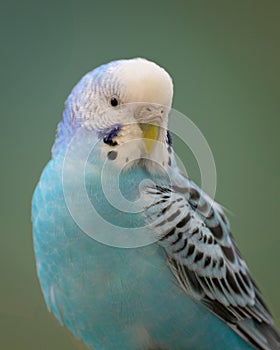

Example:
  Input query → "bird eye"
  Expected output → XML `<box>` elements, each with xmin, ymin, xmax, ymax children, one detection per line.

<box><xmin>110</xmin><ymin>96</ymin><xmax>119</xmax><ymax>107</ymax></box>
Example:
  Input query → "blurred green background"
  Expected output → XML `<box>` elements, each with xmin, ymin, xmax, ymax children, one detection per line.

<box><xmin>1</xmin><ymin>0</ymin><xmax>279</xmax><ymax>349</ymax></box>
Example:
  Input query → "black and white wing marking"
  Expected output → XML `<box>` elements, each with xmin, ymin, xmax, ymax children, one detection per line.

<box><xmin>144</xmin><ymin>184</ymin><xmax>280</xmax><ymax>350</ymax></box>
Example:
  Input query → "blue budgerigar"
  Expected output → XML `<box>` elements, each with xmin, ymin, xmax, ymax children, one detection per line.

<box><xmin>32</xmin><ymin>58</ymin><xmax>280</xmax><ymax>350</ymax></box>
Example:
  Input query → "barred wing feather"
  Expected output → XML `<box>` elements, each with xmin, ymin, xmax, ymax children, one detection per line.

<box><xmin>144</xmin><ymin>181</ymin><xmax>280</xmax><ymax>350</ymax></box>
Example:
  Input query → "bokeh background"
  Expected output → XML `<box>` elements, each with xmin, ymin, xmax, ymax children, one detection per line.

<box><xmin>1</xmin><ymin>1</ymin><xmax>280</xmax><ymax>349</ymax></box>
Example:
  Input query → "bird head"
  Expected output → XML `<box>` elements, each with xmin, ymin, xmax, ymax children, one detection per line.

<box><xmin>54</xmin><ymin>58</ymin><xmax>174</xmax><ymax>172</ymax></box>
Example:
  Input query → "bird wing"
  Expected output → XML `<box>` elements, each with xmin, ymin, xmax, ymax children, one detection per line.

<box><xmin>143</xmin><ymin>177</ymin><xmax>280</xmax><ymax>350</ymax></box>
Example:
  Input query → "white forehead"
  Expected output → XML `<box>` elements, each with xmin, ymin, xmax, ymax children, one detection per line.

<box><xmin>112</xmin><ymin>58</ymin><xmax>173</xmax><ymax>107</ymax></box>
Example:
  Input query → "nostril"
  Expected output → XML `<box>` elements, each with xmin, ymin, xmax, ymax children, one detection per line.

<box><xmin>146</xmin><ymin>107</ymin><xmax>152</xmax><ymax>112</ymax></box>
<box><xmin>160</xmin><ymin>109</ymin><xmax>164</xmax><ymax>114</ymax></box>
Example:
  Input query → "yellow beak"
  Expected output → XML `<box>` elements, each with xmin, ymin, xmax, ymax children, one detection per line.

<box><xmin>139</xmin><ymin>123</ymin><xmax>158</xmax><ymax>153</ymax></box>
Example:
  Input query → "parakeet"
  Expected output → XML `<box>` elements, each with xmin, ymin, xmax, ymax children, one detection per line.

<box><xmin>32</xmin><ymin>58</ymin><xmax>280</xmax><ymax>350</ymax></box>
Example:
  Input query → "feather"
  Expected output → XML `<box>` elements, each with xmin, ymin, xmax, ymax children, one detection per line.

<box><xmin>144</xmin><ymin>171</ymin><xmax>280</xmax><ymax>350</ymax></box>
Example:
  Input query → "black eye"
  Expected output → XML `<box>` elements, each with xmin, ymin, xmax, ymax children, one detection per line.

<box><xmin>110</xmin><ymin>96</ymin><xmax>119</xmax><ymax>107</ymax></box>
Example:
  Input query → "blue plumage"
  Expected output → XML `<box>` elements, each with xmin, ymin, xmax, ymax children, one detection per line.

<box><xmin>32</xmin><ymin>58</ymin><xmax>280</xmax><ymax>350</ymax></box>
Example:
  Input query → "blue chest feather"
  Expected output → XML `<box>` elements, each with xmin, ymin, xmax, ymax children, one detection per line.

<box><xmin>32</xmin><ymin>155</ymin><xmax>254</xmax><ymax>350</ymax></box>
